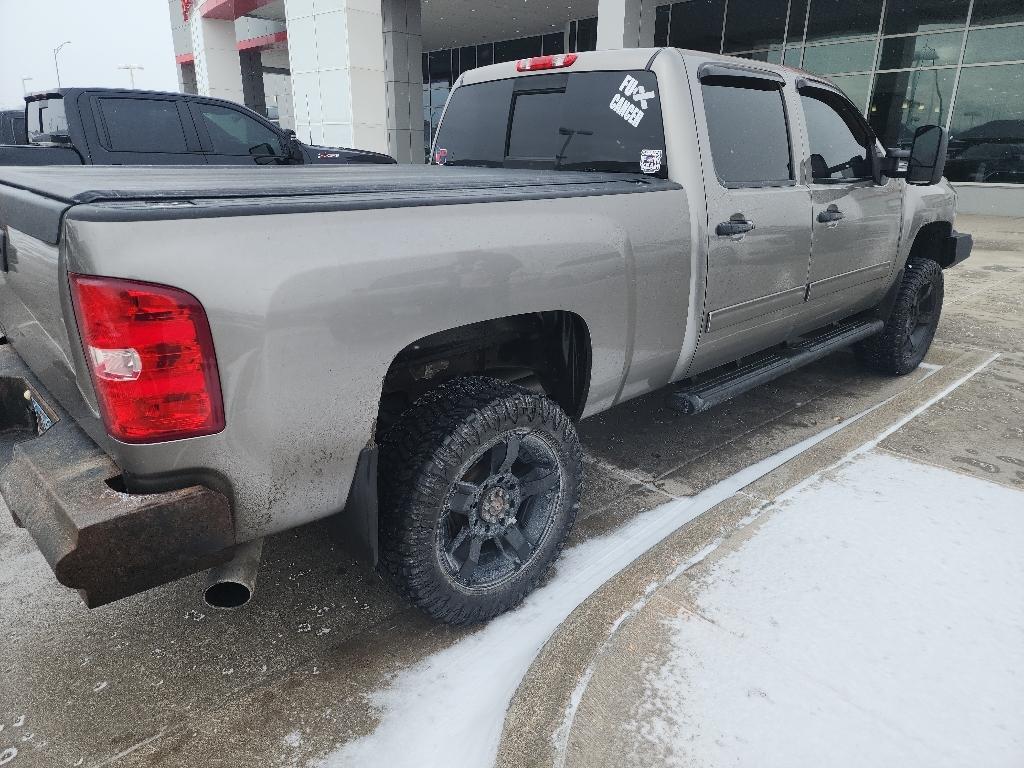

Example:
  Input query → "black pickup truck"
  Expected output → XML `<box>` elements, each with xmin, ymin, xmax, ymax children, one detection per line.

<box><xmin>0</xmin><ymin>88</ymin><xmax>396</xmax><ymax>166</ymax></box>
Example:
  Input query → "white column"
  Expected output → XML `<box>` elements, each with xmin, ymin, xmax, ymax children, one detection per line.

<box><xmin>284</xmin><ymin>0</ymin><xmax>388</xmax><ymax>153</ymax></box>
<box><xmin>382</xmin><ymin>0</ymin><xmax>423</xmax><ymax>163</ymax></box>
<box><xmin>190</xmin><ymin>13</ymin><xmax>245</xmax><ymax>102</ymax></box>
<box><xmin>596</xmin><ymin>0</ymin><xmax>657</xmax><ymax>49</ymax></box>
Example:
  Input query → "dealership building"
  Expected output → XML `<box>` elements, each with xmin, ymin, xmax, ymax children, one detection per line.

<box><xmin>167</xmin><ymin>0</ymin><xmax>1023</xmax><ymax>212</ymax></box>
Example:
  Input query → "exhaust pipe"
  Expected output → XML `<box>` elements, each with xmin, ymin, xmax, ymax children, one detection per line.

<box><xmin>204</xmin><ymin>538</ymin><xmax>264</xmax><ymax>609</ymax></box>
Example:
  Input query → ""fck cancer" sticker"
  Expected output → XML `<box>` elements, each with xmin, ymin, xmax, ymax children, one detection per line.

<box><xmin>609</xmin><ymin>75</ymin><xmax>656</xmax><ymax>128</ymax></box>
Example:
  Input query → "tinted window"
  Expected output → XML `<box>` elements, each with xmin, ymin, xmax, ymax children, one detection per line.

<box><xmin>431</xmin><ymin>79</ymin><xmax>512</xmax><ymax>167</ymax></box>
<box><xmin>508</xmin><ymin>92</ymin><xmax>564</xmax><ymax>159</ymax></box>
<box><xmin>701</xmin><ymin>80</ymin><xmax>792</xmax><ymax>184</ymax></box>
<box><xmin>878</xmin><ymin>31</ymin><xmax>964</xmax><ymax>69</ymax></box>
<box><xmin>971</xmin><ymin>0</ymin><xmax>1024</xmax><ymax>25</ymax></box>
<box><xmin>802</xmin><ymin>40</ymin><xmax>876</xmax><ymax>74</ymax></box>
<box><xmin>669</xmin><ymin>0</ymin><xmax>727</xmax><ymax>53</ymax></box>
<box><xmin>723</xmin><ymin>0</ymin><xmax>787</xmax><ymax>52</ymax></box>
<box><xmin>883</xmin><ymin>0</ymin><xmax>970</xmax><ymax>34</ymax></box>
<box><xmin>869</xmin><ymin>69</ymin><xmax>955</xmax><ymax>147</ymax></box>
<box><xmin>99</xmin><ymin>98</ymin><xmax>189</xmax><ymax>153</ymax></box>
<box><xmin>432</xmin><ymin>71</ymin><xmax>668</xmax><ymax>176</ymax></box>
<box><xmin>194</xmin><ymin>103</ymin><xmax>283</xmax><ymax>156</ymax></box>
<box><xmin>801</xmin><ymin>90</ymin><xmax>872</xmax><ymax>181</ymax></box>
<box><xmin>787</xmin><ymin>0</ymin><xmax>809</xmax><ymax>43</ymax></box>
<box><xmin>946</xmin><ymin>63</ymin><xmax>1024</xmax><ymax>183</ymax></box>
<box><xmin>806</xmin><ymin>0</ymin><xmax>883</xmax><ymax>42</ymax></box>
<box><xmin>963</xmin><ymin>25</ymin><xmax>1024</xmax><ymax>65</ymax></box>
<box><xmin>26</xmin><ymin>98</ymin><xmax>69</xmax><ymax>143</ymax></box>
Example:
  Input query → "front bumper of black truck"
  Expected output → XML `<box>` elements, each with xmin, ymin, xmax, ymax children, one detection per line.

<box><xmin>0</xmin><ymin>341</ymin><xmax>235</xmax><ymax>607</ymax></box>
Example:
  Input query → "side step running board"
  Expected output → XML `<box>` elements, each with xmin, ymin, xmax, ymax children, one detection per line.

<box><xmin>668</xmin><ymin>319</ymin><xmax>884</xmax><ymax>415</ymax></box>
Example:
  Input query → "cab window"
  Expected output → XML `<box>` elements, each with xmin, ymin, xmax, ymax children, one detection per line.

<box><xmin>701</xmin><ymin>79</ymin><xmax>794</xmax><ymax>186</ymax></box>
<box><xmin>193</xmin><ymin>103</ymin><xmax>285</xmax><ymax>158</ymax></box>
<box><xmin>97</xmin><ymin>98</ymin><xmax>190</xmax><ymax>153</ymax></box>
<box><xmin>431</xmin><ymin>70</ymin><xmax>668</xmax><ymax>177</ymax></box>
<box><xmin>800</xmin><ymin>90</ymin><xmax>873</xmax><ymax>182</ymax></box>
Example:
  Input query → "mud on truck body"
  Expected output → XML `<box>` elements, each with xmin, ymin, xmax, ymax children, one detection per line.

<box><xmin>0</xmin><ymin>47</ymin><xmax>970</xmax><ymax>623</ymax></box>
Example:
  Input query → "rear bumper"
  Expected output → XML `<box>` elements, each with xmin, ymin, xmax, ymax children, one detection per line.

<box><xmin>0</xmin><ymin>342</ymin><xmax>234</xmax><ymax>607</ymax></box>
<box><xmin>941</xmin><ymin>231</ymin><xmax>973</xmax><ymax>268</ymax></box>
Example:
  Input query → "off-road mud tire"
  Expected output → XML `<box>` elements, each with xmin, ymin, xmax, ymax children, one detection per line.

<box><xmin>378</xmin><ymin>376</ymin><xmax>583</xmax><ymax>625</ymax></box>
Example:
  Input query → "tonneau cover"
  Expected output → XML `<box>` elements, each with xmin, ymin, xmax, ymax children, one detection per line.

<box><xmin>0</xmin><ymin>165</ymin><xmax>677</xmax><ymax>243</ymax></box>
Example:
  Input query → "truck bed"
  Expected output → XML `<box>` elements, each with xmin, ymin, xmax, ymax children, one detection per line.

<box><xmin>0</xmin><ymin>165</ymin><xmax>678</xmax><ymax>244</ymax></box>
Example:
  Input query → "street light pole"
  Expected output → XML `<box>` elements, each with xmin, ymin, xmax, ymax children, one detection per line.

<box><xmin>53</xmin><ymin>40</ymin><xmax>71</xmax><ymax>88</ymax></box>
<box><xmin>21</xmin><ymin>77</ymin><xmax>33</xmax><ymax>96</ymax></box>
<box><xmin>116</xmin><ymin>64</ymin><xmax>145</xmax><ymax>89</ymax></box>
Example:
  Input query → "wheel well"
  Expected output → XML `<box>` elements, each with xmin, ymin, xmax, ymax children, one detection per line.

<box><xmin>375</xmin><ymin>312</ymin><xmax>592</xmax><ymax>439</ymax></box>
<box><xmin>908</xmin><ymin>220</ymin><xmax>953</xmax><ymax>267</ymax></box>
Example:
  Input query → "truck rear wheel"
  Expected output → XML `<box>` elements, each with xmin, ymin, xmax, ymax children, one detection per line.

<box><xmin>855</xmin><ymin>258</ymin><xmax>944</xmax><ymax>376</ymax></box>
<box><xmin>378</xmin><ymin>376</ymin><xmax>583</xmax><ymax>625</ymax></box>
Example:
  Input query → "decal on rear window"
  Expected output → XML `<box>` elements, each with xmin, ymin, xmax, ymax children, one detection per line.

<box><xmin>640</xmin><ymin>149</ymin><xmax>663</xmax><ymax>174</ymax></box>
<box><xmin>609</xmin><ymin>75</ymin><xmax>657</xmax><ymax>128</ymax></box>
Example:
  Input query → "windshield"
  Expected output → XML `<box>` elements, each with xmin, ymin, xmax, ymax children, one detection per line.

<box><xmin>432</xmin><ymin>70</ymin><xmax>668</xmax><ymax>177</ymax></box>
<box><xmin>26</xmin><ymin>98</ymin><xmax>70</xmax><ymax>145</ymax></box>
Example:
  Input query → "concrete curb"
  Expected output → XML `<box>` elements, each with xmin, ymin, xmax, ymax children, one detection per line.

<box><xmin>494</xmin><ymin>346</ymin><xmax>994</xmax><ymax>768</ymax></box>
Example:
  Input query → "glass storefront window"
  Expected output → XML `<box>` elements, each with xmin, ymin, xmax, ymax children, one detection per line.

<box><xmin>970</xmin><ymin>0</ymin><xmax>1024</xmax><ymax>27</ymax></box>
<box><xmin>723</xmin><ymin>0</ymin><xmax>787</xmax><ymax>52</ymax></box>
<box><xmin>803</xmin><ymin>39</ymin><xmax>876</xmax><ymax>74</ymax></box>
<box><xmin>963</xmin><ymin>25</ymin><xmax>1024</xmax><ymax>65</ymax></box>
<box><xmin>669</xmin><ymin>0</ymin><xmax>727</xmax><ymax>53</ymax></box>
<box><xmin>869</xmin><ymin>68</ymin><xmax>955</xmax><ymax>147</ymax></box>
<box><xmin>882</xmin><ymin>0</ymin><xmax>970</xmax><ymax>35</ymax></box>
<box><xmin>734</xmin><ymin>49</ymin><xmax>784</xmax><ymax>64</ymax></box>
<box><xmin>946</xmin><ymin>63</ymin><xmax>1024</xmax><ymax>183</ymax></box>
<box><xmin>428</xmin><ymin>50</ymin><xmax>452</xmax><ymax>86</ymax></box>
<box><xmin>655</xmin><ymin>5</ymin><xmax>671</xmax><ymax>47</ymax></box>
<box><xmin>786</xmin><ymin>0</ymin><xmax>809</xmax><ymax>44</ymax></box>
<box><xmin>878</xmin><ymin>31</ymin><xmax>965</xmax><ymax>70</ymax></box>
<box><xmin>831</xmin><ymin>73</ymin><xmax>873</xmax><ymax>113</ymax></box>
<box><xmin>805</xmin><ymin>0</ymin><xmax>883</xmax><ymax>43</ymax></box>
<box><xmin>784</xmin><ymin>46</ymin><xmax>803</xmax><ymax>67</ymax></box>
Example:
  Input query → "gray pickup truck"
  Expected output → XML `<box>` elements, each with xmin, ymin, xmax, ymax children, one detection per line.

<box><xmin>0</xmin><ymin>48</ymin><xmax>971</xmax><ymax>624</ymax></box>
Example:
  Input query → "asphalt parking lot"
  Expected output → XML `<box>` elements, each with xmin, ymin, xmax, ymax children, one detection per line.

<box><xmin>1</xmin><ymin>214</ymin><xmax>1021</xmax><ymax>768</ymax></box>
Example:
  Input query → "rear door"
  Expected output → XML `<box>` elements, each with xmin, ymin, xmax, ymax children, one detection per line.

<box><xmin>797</xmin><ymin>84</ymin><xmax>902</xmax><ymax>326</ymax></box>
<box><xmin>87</xmin><ymin>94</ymin><xmax>205</xmax><ymax>164</ymax></box>
<box><xmin>188</xmin><ymin>99</ymin><xmax>291</xmax><ymax>165</ymax></box>
<box><xmin>687</xmin><ymin>64</ymin><xmax>812</xmax><ymax>373</ymax></box>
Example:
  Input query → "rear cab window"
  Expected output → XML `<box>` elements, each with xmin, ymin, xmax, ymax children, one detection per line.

<box><xmin>432</xmin><ymin>70</ymin><xmax>668</xmax><ymax>177</ymax></box>
<box><xmin>95</xmin><ymin>97</ymin><xmax>191</xmax><ymax>154</ymax></box>
<box><xmin>26</xmin><ymin>98</ymin><xmax>70</xmax><ymax>145</ymax></box>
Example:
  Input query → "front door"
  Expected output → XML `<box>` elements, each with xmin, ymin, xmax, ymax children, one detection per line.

<box><xmin>798</xmin><ymin>86</ymin><xmax>903</xmax><ymax>329</ymax></box>
<box><xmin>688</xmin><ymin>66</ymin><xmax>813</xmax><ymax>374</ymax></box>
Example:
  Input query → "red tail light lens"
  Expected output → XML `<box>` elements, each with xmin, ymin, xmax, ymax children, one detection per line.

<box><xmin>69</xmin><ymin>274</ymin><xmax>224</xmax><ymax>443</ymax></box>
<box><xmin>515</xmin><ymin>53</ymin><xmax>578</xmax><ymax>72</ymax></box>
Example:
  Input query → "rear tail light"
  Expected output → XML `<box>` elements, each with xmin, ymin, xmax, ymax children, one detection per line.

<box><xmin>69</xmin><ymin>274</ymin><xmax>224</xmax><ymax>443</ymax></box>
<box><xmin>515</xmin><ymin>53</ymin><xmax>578</xmax><ymax>72</ymax></box>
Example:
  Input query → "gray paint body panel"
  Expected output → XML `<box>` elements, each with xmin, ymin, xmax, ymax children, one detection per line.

<box><xmin>0</xmin><ymin>48</ymin><xmax>958</xmax><ymax>546</ymax></box>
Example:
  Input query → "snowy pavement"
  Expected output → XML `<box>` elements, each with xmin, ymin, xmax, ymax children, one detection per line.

<box><xmin>636</xmin><ymin>448</ymin><xmax>1024</xmax><ymax>768</ymax></box>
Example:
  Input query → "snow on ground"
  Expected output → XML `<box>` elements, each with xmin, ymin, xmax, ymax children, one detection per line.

<box><xmin>319</xmin><ymin>410</ymin><xmax>876</xmax><ymax>768</ymax></box>
<box><xmin>638</xmin><ymin>449</ymin><xmax>1024</xmax><ymax>768</ymax></box>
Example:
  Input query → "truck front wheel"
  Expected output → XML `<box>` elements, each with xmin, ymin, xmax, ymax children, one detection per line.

<box><xmin>378</xmin><ymin>376</ymin><xmax>583</xmax><ymax>625</ymax></box>
<box><xmin>856</xmin><ymin>258</ymin><xmax>944</xmax><ymax>376</ymax></box>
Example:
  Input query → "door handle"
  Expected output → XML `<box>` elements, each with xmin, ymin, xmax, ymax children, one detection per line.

<box><xmin>817</xmin><ymin>206</ymin><xmax>845</xmax><ymax>224</ymax></box>
<box><xmin>716</xmin><ymin>219</ymin><xmax>755</xmax><ymax>236</ymax></box>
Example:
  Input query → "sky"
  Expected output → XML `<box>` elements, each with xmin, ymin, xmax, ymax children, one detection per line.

<box><xmin>0</xmin><ymin>0</ymin><xmax>179</xmax><ymax>107</ymax></box>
